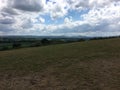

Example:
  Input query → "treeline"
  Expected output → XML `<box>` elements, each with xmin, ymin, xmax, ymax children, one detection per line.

<box><xmin>0</xmin><ymin>35</ymin><xmax>120</xmax><ymax>51</ymax></box>
<box><xmin>90</xmin><ymin>36</ymin><xmax>120</xmax><ymax>40</ymax></box>
<box><xmin>0</xmin><ymin>38</ymin><xmax>71</xmax><ymax>51</ymax></box>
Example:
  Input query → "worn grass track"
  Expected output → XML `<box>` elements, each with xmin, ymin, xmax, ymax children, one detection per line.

<box><xmin>0</xmin><ymin>38</ymin><xmax>120</xmax><ymax>90</ymax></box>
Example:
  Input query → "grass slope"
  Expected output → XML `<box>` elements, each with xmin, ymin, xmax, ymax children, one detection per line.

<box><xmin>0</xmin><ymin>38</ymin><xmax>120</xmax><ymax>90</ymax></box>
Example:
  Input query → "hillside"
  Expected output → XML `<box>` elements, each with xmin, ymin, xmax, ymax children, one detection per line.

<box><xmin>0</xmin><ymin>38</ymin><xmax>120</xmax><ymax>90</ymax></box>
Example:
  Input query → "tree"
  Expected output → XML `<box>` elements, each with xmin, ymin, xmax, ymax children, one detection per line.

<box><xmin>12</xmin><ymin>42</ymin><xmax>21</xmax><ymax>48</ymax></box>
<box><xmin>41</xmin><ymin>38</ymin><xmax>50</xmax><ymax>45</ymax></box>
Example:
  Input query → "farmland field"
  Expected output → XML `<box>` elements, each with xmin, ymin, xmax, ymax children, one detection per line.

<box><xmin>0</xmin><ymin>38</ymin><xmax>120</xmax><ymax>90</ymax></box>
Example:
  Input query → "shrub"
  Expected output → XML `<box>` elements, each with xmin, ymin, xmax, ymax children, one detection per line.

<box><xmin>12</xmin><ymin>42</ymin><xmax>21</xmax><ymax>48</ymax></box>
<box><xmin>1</xmin><ymin>46</ymin><xmax>9</xmax><ymax>51</ymax></box>
<box><xmin>41</xmin><ymin>38</ymin><xmax>50</xmax><ymax>45</ymax></box>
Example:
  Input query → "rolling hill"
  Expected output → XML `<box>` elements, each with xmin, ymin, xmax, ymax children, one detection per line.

<box><xmin>0</xmin><ymin>38</ymin><xmax>120</xmax><ymax>90</ymax></box>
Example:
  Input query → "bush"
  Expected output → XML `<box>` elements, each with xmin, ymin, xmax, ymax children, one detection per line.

<box><xmin>12</xmin><ymin>42</ymin><xmax>21</xmax><ymax>48</ymax></box>
<box><xmin>78</xmin><ymin>39</ymin><xmax>85</xmax><ymax>42</ymax></box>
<box><xmin>41</xmin><ymin>38</ymin><xmax>50</xmax><ymax>45</ymax></box>
<box><xmin>1</xmin><ymin>46</ymin><xmax>9</xmax><ymax>51</ymax></box>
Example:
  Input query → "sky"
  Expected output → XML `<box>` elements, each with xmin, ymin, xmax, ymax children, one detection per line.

<box><xmin>0</xmin><ymin>0</ymin><xmax>120</xmax><ymax>36</ymax></box>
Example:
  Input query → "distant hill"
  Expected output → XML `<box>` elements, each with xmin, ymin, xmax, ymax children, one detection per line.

<box><xmin>0</xmin><ymin>35</ymin><xmax>89</xmax><ymax>39</ymax></box>
<box><xmin>1</xmin><ymin>35</ymin><xmax>120</xmax><ymax>40</ymax></box>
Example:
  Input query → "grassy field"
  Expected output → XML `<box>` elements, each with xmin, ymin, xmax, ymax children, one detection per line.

<box><xmin>0</xmin><ymin>38</ymin><xmax>120</xmax><ymax>90</ymax></box>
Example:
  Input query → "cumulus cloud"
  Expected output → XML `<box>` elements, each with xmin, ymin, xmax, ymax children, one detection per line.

<box><xmin>64</xmin><ymin>16</ymin><xmax>72</xmax><ymax>24</ymax></box>
<box><xmin>47</xmin><ymin>0</ymin><xmax>69</xmax><ymax>19</ymax></box>
<box><xmin>21</xmin><ymin>19</ymin><xmax>33</xmax><ymax>29</ymax></box>
<box><xmin>38</xmin><ymin>17</ymin><xmax>45</xmax><ymax>23</ymax></box>
<box><xmin>8</xmin><ymin>0</ymin><xmax>46</xmax><ymax>12</ymax></box>
<box><xmin>0</xmin><ymin>17</ymin><xmax>15</xmax><ymax>24</ymax></box>
<box><xmin>0</xmin><ymin>0</ymin><xmax>120</xmax><ymax>36</ymax></box>
<box><xmin>0</xmin><ymin>9</ymin><xmax>16</xmax><ymax>25</ymax></box>
<box><xmin>0</xmin><ymin>0</ymin><xmax>7</xmax><ymax>9</ymax></box>
<box><xmin>0</xmin><ymin>24</ymin><xmax>15</xmax><ymax>34</ymax></box>
<box><xmin>1</xmin><ymin>7</ymin><xmax>18</xmax><ymax>15</ymax></box>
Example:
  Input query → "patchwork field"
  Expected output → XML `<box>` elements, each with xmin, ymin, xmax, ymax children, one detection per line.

<box><xmin>0</xmin><ymin>38</ymin><xmax>120</xmax><ymax>90</ymax></box>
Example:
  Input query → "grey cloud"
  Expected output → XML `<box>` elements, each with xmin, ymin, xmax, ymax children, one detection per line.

<box><xmin>2</xmin><ymin>7</ymin><xmax>18</xmax><ymax>15</ymax></box>
<box><xmin>75</xmin><ymin>1</ymin><xmax>89</xmax><ymax>9</ymax></box>
<box><xmin>9</xmin><ymin>0</ymin><xmax>44</xmax><ymax>12</ymax></box>
<box><xmin>0</xmin><ymin>13</ymin><xmax>15</xmax><ymax>24</ymax></box>
<box><xmin>21</xmin><ymin>19</ymin><xmax>33</xmax><ymax>29</ymax></box>
<box><xmin>52</xmin><ymin>19</ymin><xmax>120</xmax><ymax>35</ymax></box>
<box><xmin>0</xmin><ymin>17</ymin><xmax>15</xmax><ymax>24</ymax></box>
<box><xmin>0</xmin><ymin>24</ymin><xmax>14</xmax><ymax>33</ymax></box>
<box><xmin>52</xmin><ymin>24</ymin><xmax>91</xmax><ymax>34</ymax></box>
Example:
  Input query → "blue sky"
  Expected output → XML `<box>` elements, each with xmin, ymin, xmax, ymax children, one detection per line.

<box><xmin>0</xmin><ymin>0</ymin><xmax>120</xmax><ymax>36</ymax></box>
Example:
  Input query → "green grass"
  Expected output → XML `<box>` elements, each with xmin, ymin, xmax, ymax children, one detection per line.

<box><xmin>0</xmin><ymin>38</ymin><xmax>120</xmax><ymax>90</ymax></box>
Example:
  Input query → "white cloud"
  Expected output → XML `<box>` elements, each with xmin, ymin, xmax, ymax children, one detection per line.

<box><xmin>37</xmin><ymin>1</ymin><xmax>120</xmax><ymax>36</ymax></box>
<box><xmin>0</xmin><ymin>0</ymin><xmax>7</xmax><ymax>10</ymax></box>
<box><xmin>64</xmin><ymin>16</ymin><xmax>72</xmax><ymax>24</ymax></box>
<box><xmin>47</xmin><ymin>0</ymin><xmax>69</xmax><ymax>19</ymax></box>
<box><xmin>82</xmin><ymin>2</ymin><xmax>120</xmax><ymax>25</ymax></box>
<box><xmin>39</xmin><ymin>17</ymin><xmax>45</xmax><ymax>23</ymax></box>
<box><xmin>0</xmin><ymin>0</ymin><xmax>120</xmax><ymax>36</ymax></box>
